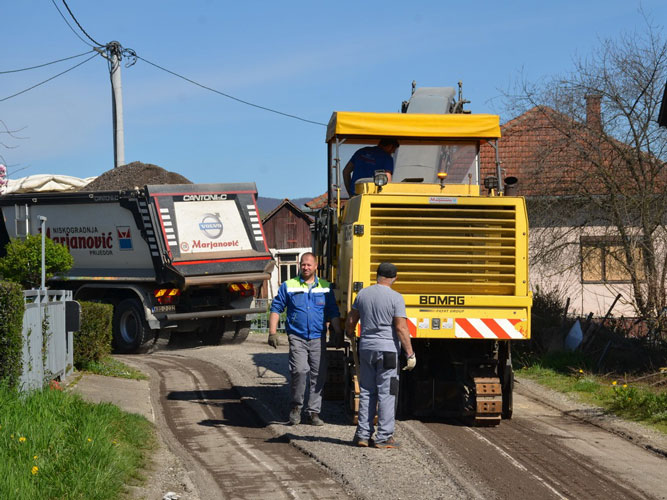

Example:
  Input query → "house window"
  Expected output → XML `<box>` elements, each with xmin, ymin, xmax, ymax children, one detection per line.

<box><xmin>279</xmin><ymin>253</ymin><xmax>299</xmax><ymax>283</ymax></box>
<box><xmin>580</xmin><ymin>237</ymin><xmax>644</xmax><ymax>283</ymax></box>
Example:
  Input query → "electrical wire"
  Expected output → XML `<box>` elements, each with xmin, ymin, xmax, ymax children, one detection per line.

<box><xmin>0</xmin><ymin>53</ymin><xmax>98</xmax><ymax>103</ymax></box>
<box><xmin>136</xmin><ymin>55</ymin><xmax>327</xmax><ymax>127</ymax></box>
<box><xmin>49</xmin><ymin>0</ymin><xmax>98</xmax><ymax>48</ymax></box>
<box><xmin>61</xmin><ymin>0</ymin><xmax>104</xmax><ymax>48</ymax></box>
<box><xmin>0</xmin><ymin>50</ymin><xmax>95</xmax><ymax>74</ymax></box>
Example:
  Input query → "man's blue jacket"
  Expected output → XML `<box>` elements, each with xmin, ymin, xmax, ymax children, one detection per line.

<box><xmin>270</xmin><ymin>275</ymin><xmax>340</xmax><ymax>340</ymax></box>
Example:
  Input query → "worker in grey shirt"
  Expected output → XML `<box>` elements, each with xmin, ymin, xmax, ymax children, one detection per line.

<box><xmin>345</xmin><ymin>262</ymin><xmax>416</xmax><ymax>448</ymax></box>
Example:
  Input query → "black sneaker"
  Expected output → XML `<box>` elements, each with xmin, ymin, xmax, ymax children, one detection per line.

<box><xmin>289</xmin><ymin>407</ymin><xmax>301</xmax><ymax>425</ymax></box>
<box><xmin>307</xmin><ymin>412</ymin><xmax>324</xmax><ymax>426</ymax></box>
<box><xmin>373</xmin><ymin>436</ymin><xmax>399</xmax><ymax>449</ymax></box>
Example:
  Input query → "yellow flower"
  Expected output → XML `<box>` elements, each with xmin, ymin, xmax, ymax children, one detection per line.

<box><xmin>612</xmin><ymin>381</ymin><xmax>617</xmax><ymax>386</ymax></box>
<box><xmin>19</xmin><ymin>436</ymin><xmax>26</xmax><ymax>443</ymax></box>
<box><xmin>578</xmin><ymin>369</ymin><xmax>583</xmax><ymax>373</ymax></box>
<box><xmin>31</xmin><ymin>466</ymin><xmax>38</xmax><ymax>475</ymax></box>
<box><xmin>623</xmin><ymin>384</ymin><xmax>628</xmax><ymax>389</ymax></box>
<box><xmin>87</xmin><ymin>438</ymin><xmax>92</xmax><ymax>442</ymax></box>
<box><xmin>33</xmin><ymin>455</ymin><xmax>38</xmax><ymax>460</ymax></box>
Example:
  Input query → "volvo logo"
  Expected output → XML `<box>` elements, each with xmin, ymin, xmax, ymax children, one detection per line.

<box><xmin>199</xmin><ymin>213</ymin><xmax>223</xmax><ymax>238</ymax></box>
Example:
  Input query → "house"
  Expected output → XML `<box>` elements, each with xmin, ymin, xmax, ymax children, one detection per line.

<box><xmin>480</xmin><ymin>98</ymin><xmax>665</xmax><ymax>318</ymax></box>
<box><xmin>260</xmin><ymin>199</ymin><xmax>313</xmax><ymax>298</ymax></box>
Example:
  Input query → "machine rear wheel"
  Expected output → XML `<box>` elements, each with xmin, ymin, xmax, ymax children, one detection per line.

<box><xmin>501</xmin><ymin>363</ymin><xmax>514</xmax><ymax>420</ymax></box>
<box><xmin>113</xmin><ymin>298</ymin><xmax>153</xmax><ymax>353</ymax></box>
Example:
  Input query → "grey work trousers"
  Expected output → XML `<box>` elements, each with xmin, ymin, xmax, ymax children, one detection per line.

<box><xmin>355</xmin><ymin>349</ymin><xmax>398</xmax><ymax>442</ymax></box>
<box><xmin>288</xmin><ymin>334</ymin><xmax>327</xmax><ymax>414</ymax></box>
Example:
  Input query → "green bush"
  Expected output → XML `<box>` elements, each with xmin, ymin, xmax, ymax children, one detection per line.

<box><xmin>532</xmin><ymin>285</ymin><xmax>568</xmax><ymax>333</ymax></box>
<box><xmin>608</xmin><ymin>381</ymin><xmax>667</xmax><ymax>423</ymax></box>
<box><xmin>0</xmin><ymin>235</ymin><xmax>73</xmax><ymax>289</ymax></box>
<box><xmin>74</xmin><ymin>302</ymin><xmax>113</xmax><ymax>368</ymax></box>
<box><xmin>0</xmin><ymin>281</ymin><xmax>24</xmax><ymax>387</ymax></box>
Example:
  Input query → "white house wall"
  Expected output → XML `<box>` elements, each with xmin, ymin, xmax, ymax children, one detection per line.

<box><xmin>530</xmin><ymin>226</ymin><xmax>651</xmax><ymax>318</ymax></box>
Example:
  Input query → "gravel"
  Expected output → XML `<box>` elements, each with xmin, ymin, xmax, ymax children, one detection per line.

<box><xmin>83</xmin><ymin>161</ymin><xmax>192</xmax><ymax>191</ymax></box>
<box><xmin>167</xmin><ymin>334</ymin><xmax>489</xmax><ymax>500</ymax></box>
<box><xmin>119</xmin><ymin>334</ymin><xmax>667</xmax><ymax>499</ymax></box>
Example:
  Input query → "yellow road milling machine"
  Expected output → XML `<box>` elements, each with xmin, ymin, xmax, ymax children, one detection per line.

<box><xmin>315</xmin><ymin>86</ymin><xmax>532</xmax><ymax>425</ymax></box>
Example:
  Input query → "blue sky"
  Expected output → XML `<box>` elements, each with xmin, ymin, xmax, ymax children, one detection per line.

<box><xmin>1</xmin><ymin>1</ymin><xmax>665</xmax><ymax>198</ymax></box>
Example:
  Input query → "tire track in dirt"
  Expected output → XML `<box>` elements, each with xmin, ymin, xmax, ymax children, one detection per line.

<box><xmin>423</xmin><ymin>416</ymin><xmax>654</xmax><ymax>500</ymax></box>
<box><xmin>141</xmin><ymin>354</ymin><xmax>350</xmax><ymax>500</ymax></box>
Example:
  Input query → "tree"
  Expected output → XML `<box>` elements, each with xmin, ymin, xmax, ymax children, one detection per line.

<box><xmin>507</xmin><ymin>19</ymin><xmax>667</xmax><ymax>322</ymax></box>
<box><xmin>0</xmin><ymin>235</ymin><xmax>73</xmax><ymax>289</ymax></box>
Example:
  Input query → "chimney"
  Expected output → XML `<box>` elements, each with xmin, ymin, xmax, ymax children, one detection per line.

<box><xmin>585</xmin><ymin>94</ymin><xmax>602</xmax><ymax>130</ymax></box>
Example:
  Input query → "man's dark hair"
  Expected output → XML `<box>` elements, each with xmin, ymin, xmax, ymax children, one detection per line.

<box><xmin>378</xmin><ymin>138</ymin><xmax>400</xmax><ymax>149</ymax></box>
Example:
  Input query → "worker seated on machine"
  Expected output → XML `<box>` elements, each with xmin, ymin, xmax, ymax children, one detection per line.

<box><xmin>343</xmin><ymin>138</ymin><xmax>399</xmax><ymax>196</ymax></box>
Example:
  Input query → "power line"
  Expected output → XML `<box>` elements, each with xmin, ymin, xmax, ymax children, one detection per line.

<box><xmin>0</xmin><ymin>53</ymin><xmax>99</xmax><ymax>103</ymax></box>
<box><xmin>0</xmin><ymin>50</ymin><xmax>95</xmax><ymax>74</ymax></box>
<box><xmin>49</xmin><ymin>0</ymin><xmax>97</xmax><ymax>48</ymax></box>
<box><xmin>136</xmin><ymin>55</ymin><xmax>327</xmax><ymax>127</ymax></box>
<box><xmin>61</xmin><ymin>0</ymin><xmax>104</xmax><ymax>47</ymax></box>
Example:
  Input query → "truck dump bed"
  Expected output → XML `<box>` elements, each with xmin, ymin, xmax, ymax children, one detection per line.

<box><xmin>0</xmin><ymin>182</ymin><xmax>272</xmax><ymax>285</ymax></box>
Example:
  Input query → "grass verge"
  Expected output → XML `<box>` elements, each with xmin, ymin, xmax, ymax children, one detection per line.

<box><xmin>78</xmin><ymin>356</ymin><xmax>147</xmax><ymax>380</ymax></box>
<box><xmin>0</xmin><ymin>381</ymin><xmax>155</xmax><ymax>499</ymax></box>
<box><xmin>517</xmin><ymin>352</ymin><xmax>667</xmax><ymax>434</ymax></box>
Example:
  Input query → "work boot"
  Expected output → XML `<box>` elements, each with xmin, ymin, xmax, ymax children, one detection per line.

<box><xmin>373</xmin><ymin>436</ymin><xmax>399</xmax><ymax>449</ymax></box>
<box><xmin>289</xmin><ymin>407</ymin><xmax>301</xmax><ymax>425</ymax></box>
<box><xmin>306</xmin><ymin>412</ymin><xmax>324</xmax><ymax>426</ymax></box>
<box><xmin>352</xmin><ymin>435</ymin><xmax>369</xmax><ymax>447</ymax></box>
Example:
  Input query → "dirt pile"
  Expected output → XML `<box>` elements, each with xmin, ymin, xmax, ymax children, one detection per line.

<box><xmin>83</xmin><ymin>161</ymin><xmax>192</xmax><ymax>191</ymax></box>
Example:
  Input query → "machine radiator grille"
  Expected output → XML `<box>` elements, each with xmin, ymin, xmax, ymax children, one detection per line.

<box><xmin>369</xmin><ymin>203</ymin><xmax>517</xmax><ymax>295</ymax></box>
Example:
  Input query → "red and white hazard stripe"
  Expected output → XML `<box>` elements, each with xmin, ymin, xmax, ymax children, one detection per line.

<box><xmin>406</xmin><ymin>318</ymin><xmax>418</xmax><ymax>337</ymax></box>
<box><xmin>455</xmin><ymin>318</ymin><xmax>525</xmax><ymax>339</ymax></box>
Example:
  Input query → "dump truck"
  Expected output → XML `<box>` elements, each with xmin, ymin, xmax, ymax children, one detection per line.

<box><xmin>0</xmin><ymin>183</ymin><xmax>273</xmax><ymax>352</ymax></box>
<box><xmin>315</xmin><ymin>86</ymin><xmax>532</xmax><ymax>425</ymax></box>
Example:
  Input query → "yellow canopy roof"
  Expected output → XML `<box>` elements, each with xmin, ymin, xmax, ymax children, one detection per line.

<box><xmin>326</xmin><ymin>111</ymin><xmax>501</xmax><ymax>142</ymax></box>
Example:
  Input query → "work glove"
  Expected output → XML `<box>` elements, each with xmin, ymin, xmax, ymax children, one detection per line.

<box><xmin>403</xmin><ymin>353</ymin><xmax>416</xmax><ymax>371</ymax></box>
<box><xmin>268</xmin><ymin>333</ymin><xmax>279</xmax><ymax>349</ymax></box>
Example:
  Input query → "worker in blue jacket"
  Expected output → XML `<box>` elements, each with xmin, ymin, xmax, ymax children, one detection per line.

<box><xmin>268</xmin><ymin>252</ymin><xmax>342</xmax><ymax>426</ymax></box>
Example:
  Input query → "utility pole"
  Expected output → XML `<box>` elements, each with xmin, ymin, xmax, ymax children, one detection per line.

<box><xmin>108</xmin><ymin>42</ymin><xmax>125</xmax><ymax>168</ymax></box>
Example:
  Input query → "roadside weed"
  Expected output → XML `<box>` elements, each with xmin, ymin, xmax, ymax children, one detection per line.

<box><xmin>78</xmin><ymin>356</ymin><xmax>147</xmax><ymax>380</ymax></box>
<box><xmin>609</xmin><ymin>381</ymin><xmax>667</xmax><ymax>423</ymax></box>
<box><xmin>518</xmin><ymin>366</ymin><xmax>667</xmax><ymax>433</ymax></box>
<box><xmin>0</xmin><ymin>381</ymin><xmax>155</xmax><ymax>499</ymax></box>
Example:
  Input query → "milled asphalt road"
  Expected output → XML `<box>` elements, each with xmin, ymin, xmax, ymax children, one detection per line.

<box><xmin>71</xmin><ymin>333</ymin><xmax>667</xmax><ymax>500</ymax></box>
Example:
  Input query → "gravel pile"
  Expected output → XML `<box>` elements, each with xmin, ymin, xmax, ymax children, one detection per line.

<box><xmin>83</xmin><ymin>161</ymin><xmax>192</xmax><ymax>191</ymax></box>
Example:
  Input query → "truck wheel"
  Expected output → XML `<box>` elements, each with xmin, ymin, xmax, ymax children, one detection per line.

<box><xmin>113</xmin><ymin>299</ymin><xmax>153</xmax><ymax>353</ymax></box>
<box><xmin>222</xmin><ymin>320</ymin><xmax>251</xmax><ymax>344</ymax></box>
<box><xmin>200</xmin><ymin>319</ymin><xmax>251</xmax><ymax>345</ymax></box>
<box><xmin>200</xmin><ymin>319</ymin><xmax>224</xmax><ymax>345</ymax></box>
